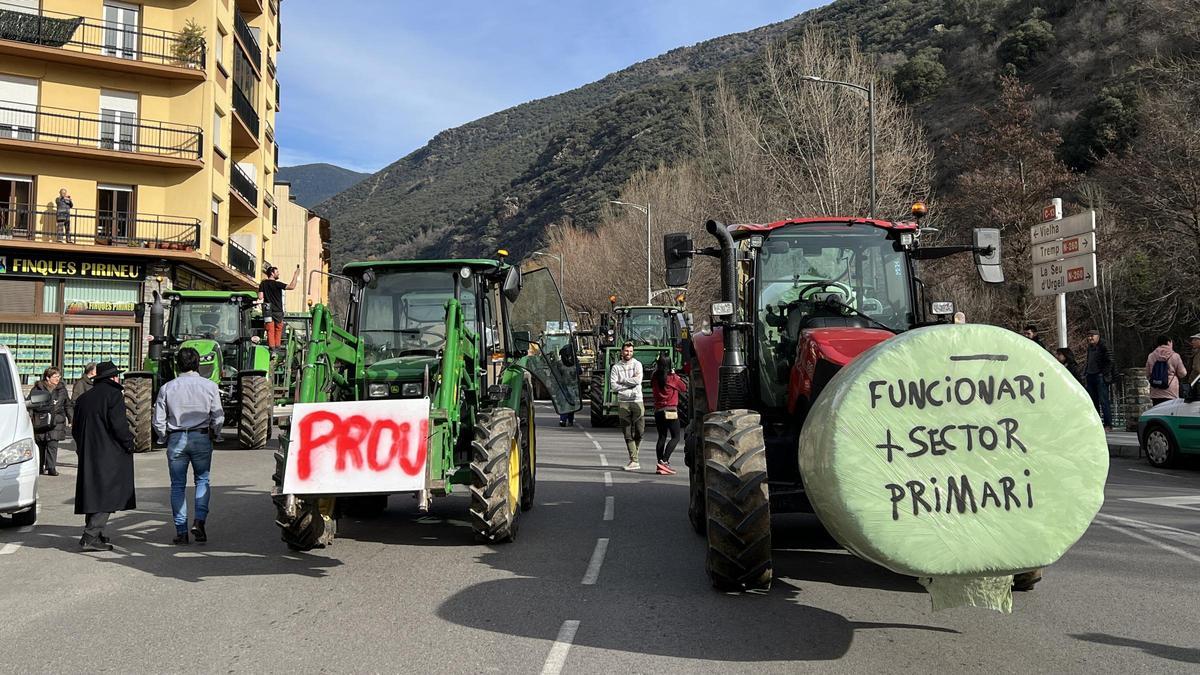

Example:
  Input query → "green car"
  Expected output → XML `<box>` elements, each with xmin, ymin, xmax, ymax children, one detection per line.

<box><xmin>1138</xmin><ymin>377</ymin><xmax>1200</xmax><ymax>468</ymax></box>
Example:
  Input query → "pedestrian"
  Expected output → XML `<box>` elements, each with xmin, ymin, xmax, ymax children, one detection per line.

<box><xmin>1189</xmin><ymin>333</ymin><xmax>1200</xmax><ymax>379</ymax></box>
<box><xmin>1145</xmin><ymin>335</ymin><xmax>1187</xmax><ymax>407</ymax></box>
<box><xmin>1022</xmin><ymin>324</ymin><xmax>1045</xmax><ymax>349</ymax></box>
<box><xmin>31</xmin><ymin>367</ymin><xmax>69</xmax><ymax>476</ymax></box>
<box><xmin>71</xmin><ymin>362</ymin><xmax>96</xmax><ymax>404</ymax></box>
<box><xmin>650</xmin><ymin>354</ymin><xmax>686</xmax><ymax>475</ymax></box>
<box><xmin>71</xmin><ymin>361</ymin><xmax>135</xmax><ymax>552</ymax></box>
<box><xmin>55</xmin><ymin>188</ymin><xmax>73</xmax><ymax>242</ymax></box>
<box><xmin>558</xmin><ymin>341</ymin><xmax>578</xmax><ymax>427</ymax></box>
<box><xmin>258</xmin><ymin>265</ymin><xmax>300</xmax><ymax>348</ymax></box>
<box><xmin>1055</xmin><ymin>347</ymin><xmax>1082</xmax><ymax>383</ymax></box>
<box><xmin>152</xmin><ymin>347</ymin><xmax>223</xmax><ymax>545</ymax></box>
<box><xmin>609</xmin><ymin>341</ymin><xmax>644</xmax><ymax>471</ymax></box>
<box><xmin>1083</xmin><ymin>329</ymin><xmax>1114</xmax><ymax>430</ymax></box>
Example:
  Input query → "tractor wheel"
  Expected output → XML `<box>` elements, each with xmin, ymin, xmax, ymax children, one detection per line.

<box><xmin>519</xmin><ymin>394</ymin><xmax>537</xmax><ymax>511</ymax></box>
<box><xmin>238</xmin><ymin>375</ymin><xmax>272</xmax><ymax>449</ymax></box>
<box><xmin>272</xmin><ymin>448</ymin><xmax>332</xmax><ymax>551</ymax></box>
<box><xmin>469</xmin><ymin>408</ymin><xmax>521</xmax><ymax>543</ymax></box>
<box><xmin>589</xmin><ymin>375</ymin><xmax>614</xmax><ymax>427</ymax></box>
<box><xmin>123</xmin><ymin>377</ymin><xmax>154</xmax><ymax>453</ymax></box>
<box><xmin>703</xmin><ymin>409</ymin><xmax>772</xmax><ymax>591</ymax></box>
<box><xmin>685</xmin><ymin>368</ymin><xmax>707</xmax><ymax>535</ymax></box>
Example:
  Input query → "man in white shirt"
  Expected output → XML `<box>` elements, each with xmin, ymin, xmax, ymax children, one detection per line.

<box><xmin>609</xmin><ymin>341</ymin><xmax>644</xmax><ymax>470</ymax></box>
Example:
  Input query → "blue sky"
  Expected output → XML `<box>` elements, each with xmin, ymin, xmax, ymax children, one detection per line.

<box><xmin>276</xmin><ymin>0</ymin><xmax>822</xmax><ymax>173</ymax></box>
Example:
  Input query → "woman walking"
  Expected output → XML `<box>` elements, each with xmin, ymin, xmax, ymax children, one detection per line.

<box><xmin>32</xmin><ymin>367</ymin><xmax>70</xmax><ymax>476</ymax></box>
<box><xmin>1055</xmin><ymin>347</ymin><xmax>1082</xmax><ymax>384</ymax></box>
<box><xmin>650</xmin><ymin>355</ymin><xmax>686</xmax><ymax>475</ymax></box>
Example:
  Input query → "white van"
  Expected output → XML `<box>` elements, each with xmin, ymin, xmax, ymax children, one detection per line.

<box><xmin>0</xmin><ymin>345</ymin><xmax>38</xmax><ymax>526</ymax></box>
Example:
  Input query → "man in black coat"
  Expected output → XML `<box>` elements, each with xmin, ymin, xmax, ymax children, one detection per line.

<box><xmin>72</xmin><ymin>361</ymin><xmax>136</xmax><ymax>552</ymax></box>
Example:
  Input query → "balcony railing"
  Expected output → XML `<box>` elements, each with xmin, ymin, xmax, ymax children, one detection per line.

<box><xmin>227</xmin><ymin>238</ymin><xmax>256</xmax><ymax>278</ymax></box>
<box><xmin>0</xmin><ymin>205</ymin><xmax>201</xmax><ymax>249</ymax></box>
<box><xmin>233</xmin><ymin>10</ymin><xmax>260</xmax><ymax>69</ymax></box>
<box><xmin>0</xmin><ymin>101</ymin><xmax>202</xmax><ymax>160</ymax></box>
<box><xmin>0</xmin><ymin>2</ymin><xmax>205</xmax><ymax>70</ymax></box>
<box><xmin>230</xmin><ymin>162</ymin><xmax>258</xmax><ymax>207</ymax></box>
<box><xmin>232</xmin><ymin>84</ymin><xmax>259</xmax><ymax>138</ymax></box>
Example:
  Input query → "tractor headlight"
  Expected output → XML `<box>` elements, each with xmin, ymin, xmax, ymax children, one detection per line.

<box><xmin>0</xmin><ymin>438</ymin><xmax>35</xmax><ymax>469</ymax></box>
<box><xmin>368</xmin><ymin>383</ymin><xmax>389</xmax><ymax>398</ymax></box>
<box><xmin>711</xmin><ymin>302</ymin><xmax>734</xmax><ymax>317</ymax></box>
<box><xmin>401</xmin><ymin>382</ymin><xmax>423</xmax><ymax>397</ymax></box>
<box><xmin>930</xmin><ymin>301</ymin><xmax>955</xmax><ymax>316</ymax></box>
<box><xmin>899</xmin><ymin>232</ymin><xmax>915</xmax><ymax>247</ymax></box>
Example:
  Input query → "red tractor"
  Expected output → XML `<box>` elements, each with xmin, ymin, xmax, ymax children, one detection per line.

<box><xmin>663</xmin><ymin>207</ymin><xmax>1003</xmax><ymax>590</ymax></box>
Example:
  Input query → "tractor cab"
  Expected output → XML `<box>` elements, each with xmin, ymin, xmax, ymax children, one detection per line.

<box><xmin>164</xmin><ymin>292</ymin><xmax>261</xmax><ymax>384</ymax></box>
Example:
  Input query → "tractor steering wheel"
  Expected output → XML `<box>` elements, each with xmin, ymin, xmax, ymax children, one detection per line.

<box><xmin>794</xmin><ymin>281</ymin><xmax>851</xmax><ymax>304</ymax></box>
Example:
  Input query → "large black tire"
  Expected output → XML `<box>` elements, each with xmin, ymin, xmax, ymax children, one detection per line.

<box><xmin>685</xmin><ymin>366</ymin><xmax>707</xmax><ymax>535</ymax></box>
<box><xmin>703</xmin><ymin>409</ymin><xmax>772</xmax><ymax>591</ymax></box>
<box><xmin>589</xmin><ymin>373</ymin><xmax>615</xmax><ymax>427</ymax></box>
<box><xmin>1142</xmin><ymin>424</ymin><xmax>1178</xmax><ymax>469</ymax></box>
<box><xmin>272</xmin><ymin>448</ymin><xmax>332</xmax><ymax>551</ymax></box>
<box><xmin>123</xmin><ymin>377</ymin><xmax>153</xmax><ymax>453</ymax></box>
<box><xmin>238</xmin><ymin>375</ymin><xmax>271</xmax><ymax>449</ymax></box>
<box><xmin>519</xmin><ymin>394</ymin><xmax>537</xmax><ymax>511</ymax></box>
<box><xmin>469</xmin><ymin>408</ymin><xmax>520</xmax><ymax>543</ymax></box>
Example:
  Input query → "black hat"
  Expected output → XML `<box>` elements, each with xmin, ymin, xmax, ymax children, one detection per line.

<box><xmin>1086</xmin><ymin>329</ymin><xmax>1100</xmax><ymax>337</ymax></box>
<box><xmin>94</xmin><ymin>361</ymin><xmax>123</xmax><ymax>380</ymax></box>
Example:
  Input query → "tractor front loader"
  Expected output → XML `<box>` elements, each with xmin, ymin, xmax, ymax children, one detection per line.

<box><xmin>270</xmin><ymin>258</ymin><xmax>580</xmax><ymax>551</ymax></box>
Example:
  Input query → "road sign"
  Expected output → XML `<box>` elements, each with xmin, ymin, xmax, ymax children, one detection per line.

<box><xmin>1031</xmin><ymin>232</ymin><xmax>1097</xmax><ymax>265</ymax></box>
<box><xmin>1033</xmin><ymin>253</ymin><xmax>1097</xmax><ymax>297</ymax></box>
<box><xmin>1041</xmin><ymin>199</ymin><xmax>1062</xmax><ymax>222</ymax></box>
<box><xmin>1030</xmin><ymin>211</ymin><xmax>1095</xmax><ymax>245</ymax></box>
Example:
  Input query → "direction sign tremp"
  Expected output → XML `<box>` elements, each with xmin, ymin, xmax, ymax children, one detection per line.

<box><xmin>1031</xmin><ymin>231</ymin><xmax>1096</xmax><ymax>265</ymax></box>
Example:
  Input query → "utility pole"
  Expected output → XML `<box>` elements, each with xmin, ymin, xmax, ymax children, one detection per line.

<box><xmin>800</xmin><ymin>75</ymin><xmax>876</xmax><ymax>219</ymax></box>
<box><xmin>609</xmin><ymin>200</ymin><xmax>652</xmax><ymax>303</ymax></box>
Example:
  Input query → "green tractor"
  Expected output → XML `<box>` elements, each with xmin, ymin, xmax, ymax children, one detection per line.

<box><xmin>270</xmin><ymin>258</ymin><xmax>580</xmax><ymax>551</ymax></box>
<box><xmin>588</xmin><ymin>305</ymin><xmax>687</xmax><ymax>427</ymax></box>
<box><xmin>124</xmin><ymin>290</ymin><xmax>279</xmax><ymax>453</ymax></box>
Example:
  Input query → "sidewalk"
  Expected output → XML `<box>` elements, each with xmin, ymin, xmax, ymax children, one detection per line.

<box><xmin>1107</xmin><ymin>431</ymin><xmax>1140</xmax><ymax>458</ymax></box>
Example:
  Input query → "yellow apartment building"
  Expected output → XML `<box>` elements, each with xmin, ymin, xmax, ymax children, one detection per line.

<box><xmin>271</xmin><ymin>180</ymin><xmax>329</xmax><ymax>314</ymax></box>
<box><xmin>0</xmin><ymin>0</ymin><xmax>282</xmax><ymax>382</ymax></box>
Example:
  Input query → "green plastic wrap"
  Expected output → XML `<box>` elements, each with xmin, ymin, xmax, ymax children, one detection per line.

<box><xmin>797</xmin><ymin>325</ymin><xmax>1108</xmax><ymax>611</ymax></box>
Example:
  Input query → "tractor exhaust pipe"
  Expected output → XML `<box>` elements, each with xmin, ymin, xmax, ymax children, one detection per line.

<box><xmin>705</xmin><ymin>220</ymin><xmax>749</xmax><ymax>409</ymax></box>
<box><xmin>148</xmin><ymin>290</ymin><xmax>165</xmax><ymax>362</ymax></box>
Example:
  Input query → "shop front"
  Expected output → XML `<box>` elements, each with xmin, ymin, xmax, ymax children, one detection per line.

<box><xmin>0</xmin><ymin>249</ymin><xmax>145</xmax><ymax>384</ymax></box>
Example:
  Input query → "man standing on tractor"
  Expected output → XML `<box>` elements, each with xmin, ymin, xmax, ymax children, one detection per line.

<box><xmin>258</xmin><ymin>265</ymin><xmax>300</xmax><ymax>348</ymax></box>
<box><xmin>610</xmin><ymin>341</ymin><xmax>644</xmax><ymax>470</ymax></box>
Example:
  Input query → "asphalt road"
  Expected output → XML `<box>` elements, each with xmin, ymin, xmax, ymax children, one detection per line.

<box><xmin>2</xmin><ymin>405</ymin><xmax>1198</xmax><ymax>673</ymax></box>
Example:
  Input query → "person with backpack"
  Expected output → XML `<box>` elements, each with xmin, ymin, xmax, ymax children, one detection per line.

<box><xmin>1146</xmin><ymin>335</ymin><xmax>1187</xmax><ymax>407</ymax></box>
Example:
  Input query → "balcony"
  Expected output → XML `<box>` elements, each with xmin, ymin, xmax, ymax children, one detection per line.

<box><xmin>230</xmin><ymin>162</ymin><xmax>258</xmax><ymax>215</ymax></box>
<box><xmin>0</xmin><ymin>2</ymin><xmax>205</xmax><ymax>80</ymax></box>
<box><xmin>233</xmin><ymin>10</ymin><xmax>260</xmax><ymax>70</ymax></box>
<box><xmin>237</xmin><ymin>0</ymin><xmax>264</xmax><ymax>17</ymax></box>
<box><xmin>0</xmin><ymin>205</ymin><xmax>200</xmax><ymax>250</ymax></box>
<box><xmin>0</xmin><ymin>101</ymin><xmax>202</xmax><ymax>169</ymax></box>
<box><xmin>231</xmin><ymin>84</ymin><xmax>259</xmax><ymax>146</ymax></box>
<box><xmin>227</xmin><ymin>238</ymin><xmax>256</xmax><ymax>278</ymax></box>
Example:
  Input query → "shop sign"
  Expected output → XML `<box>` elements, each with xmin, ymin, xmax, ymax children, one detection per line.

<box><xmin>0</xmin><ymin>251</ymin><xmax>144</xmax><ymax>280</ymax></box>
<box><xmin>65</xmin><ymin>299</ymin><xmax>137</xmax><ymax>315</ymax></box>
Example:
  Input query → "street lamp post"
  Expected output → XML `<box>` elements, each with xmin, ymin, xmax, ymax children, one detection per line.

<box><xmin>799</xmin><ymin>75</ymin><xmax>875</xmax><ymax>219</ymax></box>
<box><xmin>530</xmin><ymin>251</ymin><xmax>565</xmax><ymax>298</ymax></box>
<box><xmin>610</xmin><ymin>200</ymin><xmax>651</xmax><ymax>303</ymax></box>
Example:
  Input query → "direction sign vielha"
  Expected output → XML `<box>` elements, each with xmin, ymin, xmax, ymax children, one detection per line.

<box><xmin>1030</xmin><ymin>211</ymin><xmax>1095</xmax><ymax>245</ymax></box>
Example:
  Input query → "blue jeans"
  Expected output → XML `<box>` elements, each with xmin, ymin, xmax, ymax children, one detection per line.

<box><xmin>1085</xmin><ymin>373</ymin><xmax>1112</xmax><ymax>427</ymax></box>
<box><xmin>167</xmin><ymin>431</ymin><xmax>212</xmax><ymax>533</ymax></box>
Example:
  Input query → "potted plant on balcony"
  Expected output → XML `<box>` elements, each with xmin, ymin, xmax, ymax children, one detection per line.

<box><xmin>172</xmin><ymin>19</ymin><xmax>206</xmax><ymax>68</ymax></box>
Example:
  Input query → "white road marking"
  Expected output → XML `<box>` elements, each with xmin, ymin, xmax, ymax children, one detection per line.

<box><xmin>591</xmin><ymin>440</ymin><xmax>603</xmax><ymax>451</ymax></box>
<box><xmin>540</xmin><ymin>620</ymin><xmax>580</xmax><ymax>675</ymax></box>
<box><xmin>1122</xmin><ymin>495</ymin><xmax>1200</xmax><ymax>512</ymax></box>
<box><xmin>584</xmin><ymin>432</ymin><xmax>594</xmax><ymax>441</ymax></box>
<box><xmin>598</xmin><ymin>454</ymin><xmax>608</xmax><ymax>467</ymax></box>
<box><xmin>1127</xmin><ymin>468</ymin><xmax>1185</xmax><ymax>479</ymax></box>
<box><xmin>1095</xmin><ymin>521</ymin><xmax>1200</xmax><ymax>564</ymax></box>
<box><xmin>603</xmin><ymin>496</ymin><xmax>614</xmax><ymax>521</ymax></box>
<box><xmin>0</xmin><ymin>543</ymin><xmax>20</xmax><ymax>555</ymax></box>
<box><xmin>1095</xmin><ymin>513</ymin><xmax>1200</xmax><ymax>548</ymax></box>
<box><xmin>603</xmin><ymin>471</ymin><xmax>612</xmax><ymax>487</ymax></box>
<box><xmin>581</xmin><ymin>538</ymin><xmax>609</xmax><ymax>585</ymax></box>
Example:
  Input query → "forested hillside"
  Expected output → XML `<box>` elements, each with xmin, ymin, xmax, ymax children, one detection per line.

<box><xmin>277</xmin><ymin>163</ymin><xmax>369</xmax><ymax>209</ymax></box>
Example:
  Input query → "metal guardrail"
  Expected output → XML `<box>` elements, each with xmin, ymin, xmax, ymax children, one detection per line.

<box><xmin>233</xmin><ymin>9</ymin><xmax>260</xmax><ymax>68</ymax></box>
<box><xmin>0</xmin><ymin>205</ymin><xmax>201</xmax><ymax>249</ymax></box>
<box><xmin>0</xmin><ymin>101</ymin><xmax>202</xmax><ymax>159</ymax></box>
<box><xmin>230</xmin><ymin>162</ymin><xmax>259</xmax><ymax>207</ymax></box>
<box><xmin>227</xmin><ymin>237</ymin><xmax>256</xmax><ymax>278</ymax></box>
<box><xmin>0</xmin><ymin>2</ymin><xmax>205</xmax><ymax>70</ymax></box>
<box><xmin>232</xmin><ymin>83</ymin><xmax>259</xmax><ymax>138</ymax></box>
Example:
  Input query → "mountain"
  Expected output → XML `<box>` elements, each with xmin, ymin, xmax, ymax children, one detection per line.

<box><xmin>277</xmin><ymin>163</ymin><xmax>370</xmax><ymax>209</ymax></box>
<box><xmin>320</xmin><ymin>0</ymin><xmax>1193</xmax><ymax>264</ymax></box>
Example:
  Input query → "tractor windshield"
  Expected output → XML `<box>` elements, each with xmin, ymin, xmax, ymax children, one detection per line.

<box><xmin>171</xmin><ymin>301</ymin><xmax>243</xmax><ymax>344</ymax></box>
<box><xmin>620</xmin><ymin>308</ymin><xmax>674</xmax><ymax>346</ymax></box>
<box><xmin>359</xmin><ymin>270</ymin><xmax>477</xmax><ymax>366</ymax></box>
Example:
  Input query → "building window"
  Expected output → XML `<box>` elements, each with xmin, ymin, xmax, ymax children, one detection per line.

<box><xmin>211</xmin><ymin>197</ymin><xmax>221</xmax><ymax>239</ymax></box>
<box><xmin>0</xmin><ymin>74</ymin><xmax>38</xmax><ymax>140</ymax></box>
<box><xmin>212</xmin><ymin>110</ymin><xmax>223</xmax><ymax>153</ymax></box>
<box><xmin>271</xmin><ymin>203</ymin><xmax>278</xmax><ymax>234</ymax></box>
<box><xmin>42</xmin><ymin>280</ymin><xmax>59</xmax><ymax>313</ymax></box>
<box><xmin>233</xmin><ymin>46</ymin><xmax>258</xmax><ymax>102</ymax></box>
<box><xmin>99</xmin><ymin>89</ymin><xmax>138</xmax><ymax>152</ymax></box>
<box><xmin>216</xmin><ymin>27</ymin><xmax>227</xmax><ymax>71</ymax></box>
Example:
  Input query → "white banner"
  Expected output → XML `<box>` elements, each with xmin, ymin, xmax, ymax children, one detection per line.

<box><xmin>283</xmin><ymin>398</ymin><xmax>430</xmax><ymax>495</ymax></box>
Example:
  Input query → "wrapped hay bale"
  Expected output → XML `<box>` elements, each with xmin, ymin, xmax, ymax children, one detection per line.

<box><xmin>798</xmin><ymin>324</ymin><xmax>1108</xmax><ymax>612</ymax></box>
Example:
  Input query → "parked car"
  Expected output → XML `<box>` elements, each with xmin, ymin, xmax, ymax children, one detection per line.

<box><xmin>1138</xmin><ymin>375</ymin><xmax>1200</xmax><ymax>468</ymax></box>
<box><xmin>0</xmin><ymin>345</ymin><xmax>38</xmax><ymax>526</ymax></box>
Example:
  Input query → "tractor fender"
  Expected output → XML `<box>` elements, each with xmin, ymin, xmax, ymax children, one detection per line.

<box><xmin>787</xmin><ymin>327</ymin><xmax>893</xmax><ymax>415</ymax></box>
<box><xmin>249</xmin><ymin>344</ymin><xmax>272</xmax><ymax>372</ymax></box>
<box><xmin>691</xmin><ymin>328</ymin><xmax>724</xmax><ymax>413</ymax></box>
<box><xmin>237</xmin><ymin>369</ymin><xmax>269</xmax><ymax>379</ymax></box>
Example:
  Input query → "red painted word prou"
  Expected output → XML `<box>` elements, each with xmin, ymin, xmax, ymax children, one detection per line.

<box><xmin>297</xmin><ymin>411</ymin><xmax>428</xmax><ymax>480</ymax></box>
